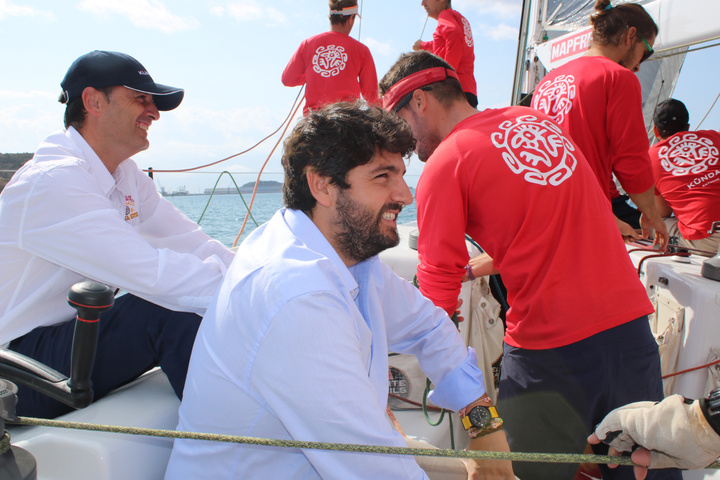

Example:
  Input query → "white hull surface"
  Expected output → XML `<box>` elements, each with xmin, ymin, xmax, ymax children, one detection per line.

<box><xmin>10</xmin><ymin>369</ymin><xmax>179</xmax><ymax>480</ymax></box>
<box><xmin>8</xmin><ymin>224</ymin><xmax>720</xmax><ymax>479</ymax></box>
<box><xmin>628</xmin><ymin>247</ymin><xmax>720</xmax><ymax>480</ymax></box>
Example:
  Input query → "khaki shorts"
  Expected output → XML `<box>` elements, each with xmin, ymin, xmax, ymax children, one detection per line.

<box><xmin>664</xmin><ymin>217</ymin><xmax>720</xmax><ymax>257</ymax></box>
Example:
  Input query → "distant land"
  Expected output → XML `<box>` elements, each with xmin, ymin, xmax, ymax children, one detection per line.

<box><xmin>162</xmin><ymin>180</ymin><xmax>284</xmax><ymax>196</ymax></box>
<box><xmin>0</xmin><ymin>154</ymin><xmax>283</xmax><ymax>197</ymax></box>
<box><xmin>0</xmin><ymin>153</ymin><xmax>33</xmax><ymax>193</ymax></box>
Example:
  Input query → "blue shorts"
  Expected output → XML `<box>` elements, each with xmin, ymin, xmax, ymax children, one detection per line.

<box><xmin>497</xmin><ymin>316</ymin><xmax>681</xmax><ymax>480</ymax></box>
<box><xmin>9</xmin><ymin>294</ymin><xmax>201</xmax><ymax>418</ymax></box>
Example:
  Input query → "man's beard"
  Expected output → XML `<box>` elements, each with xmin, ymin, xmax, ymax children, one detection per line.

<box><xmin>409</xmin><ymin>108</ymin><xmax>442</xmax><ymax>162</ymax></box>
<box><xmin>333</xmin><ymin>189</ymin><xmax>402</xmax><ymax>263</ymax></box>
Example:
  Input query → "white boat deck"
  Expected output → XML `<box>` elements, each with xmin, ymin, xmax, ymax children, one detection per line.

<box><xmin>8</xmin><ymin>232</ymin><xmax>720</xmax><ymax>479</ymax></box>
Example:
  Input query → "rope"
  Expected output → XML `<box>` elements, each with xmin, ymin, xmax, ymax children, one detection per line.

<box><xmin>628</xmin><ymin>240</ymin><xmax>716</xmax><ymax>257</ymax></box>
<box><xmin>652</xmin><ymin>39</ymin><xmax>720</xmax><ymax>61</ymax></box>
<box><xmin>635</xmin><ymin>251</ymin><xmax>690</xmax><ymax>276</ymax></box>
<box><xmin>196</xmin><ymin>171</ymin><xmax>258</xmax><ymax>228</ymax></box>
<box><xmin>663</xmin><ymin>358</ymin><xmax>720</xmax><ymax>379</ymax></box>
<box><xmin>0</xmin><ymin>431</ymin><xmax>10</xmax><ymax>456</ymax></box>
<box><xmin>142</xmin><ymin>86</ymin><xmax>305</xmax><ymax>174</ymax></box>
<box><xmin>11</xmin><ymin>416</ymin><xmax>692</xmax><ymax>467</ymax></box>
<box><xmin>389</xmin><ymin>393</ymin><xmax>443</xmax><ymax>412</ymax></box>
<box><xmin>232</xmin><ymin>97</ymin><xmax>304</xmax><ymax>247</ymax></box>
<box><xmin>386</xmin><ymin>405</ymin><xmax>407</xmax><ymax>437</ymax></box>
<box><xmin>420</xmin><ymin>15</ymin><xmax>429</xmax><ymax>39</ymax></box>
<box><xmin>423</xmin><ymin>378</ymin><xmax>447</xmax><ymax>428</ymax></box>
<box><xmin>697</xmin><ymin>89</ymin><xmax>720</xmax><ymax>130</ymax></box>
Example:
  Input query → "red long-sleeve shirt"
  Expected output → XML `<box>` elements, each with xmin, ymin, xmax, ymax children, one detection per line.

<box><xmin>282</xmin><ymin>31</ymin><xmax>379</xmax><ymax>115</ymax></box>
<box><xmin>416</xmin><ymin>107</ymin><xmax>653</xmax><ymax>350</ymax></box>
<box><xmin>650</xmin><ymin>130</ymin><xmax>720</xmax><ymax>239</ymax></box>
<box><xmin>532</xmin><ymin>56</ymin><xmax>654</xmax><ymax>199</ymax></box>
<box><xmin>420</xmin><ymin>9</ymin><xmax>476</xmax><ymax>97</ymax></box>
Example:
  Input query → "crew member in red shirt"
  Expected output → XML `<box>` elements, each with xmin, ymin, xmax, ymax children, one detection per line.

<box><xmin>650</xmin><ymin>99</ymin><xmax>720</xmax><ymax>256</ymax></box>
<box><xmin>531</xmin><ymin>0</ymin><xmax>668</xmax><ymax>248</ymax></box>
<box><xmin>413</xmin><ymin>0</ymin><xmax>477</xmax><ymax>108</ymax></box>
<box><xmin>281</xmin><ymin>0</ymin><xmax>379</xmax><ymax>116</ymax></box>
<box><xmin>380</xmin><ymin>51</ymin><xmax>679</xmax><ymax>480</ymax></box>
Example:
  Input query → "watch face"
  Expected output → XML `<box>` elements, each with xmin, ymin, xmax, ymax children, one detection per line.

<box><xmin>468</xmin><ymin>406</ymin><xmax>492</xmax><ymax>429</ymax></box>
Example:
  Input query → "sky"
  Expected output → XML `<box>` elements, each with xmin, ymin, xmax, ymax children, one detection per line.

<box><xmin>1</xmin><ymin>0</ymin><xmax>718</xmax><ymax>194</ymax></box>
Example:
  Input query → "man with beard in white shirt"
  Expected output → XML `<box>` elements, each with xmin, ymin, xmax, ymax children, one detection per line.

<box><xmin>165</xmin><ymin>102</ymin><xmax>514</xmax><ymax>480</ymax></box>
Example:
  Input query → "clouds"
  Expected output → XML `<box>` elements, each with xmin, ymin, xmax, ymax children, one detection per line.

<box><xmin>363</xmin><ymin>37</ymin><xmax>395</xmax><ymax>58</ymax></box>
<box><xmin>78</xmin><ymin>0</ymin><xmax>199</xmax><ymax>33</ymax></box>
<box><xmin>0</xmin><ymin>89</ymin><xmax>57</xmax><ymax>101</ymax></box>
<box><xmin>211</xmin><ymin>0</ymin><xmax>288</xmax><ymax>27</ymax></box>
<box><xmin>0</xmin><ymin>0</ymin><xmax>53</xmax><ymax>21</ymax></box>
<box><xmin>455</xmin><ymin>0</ymin><xmax>522</xmax><ymax>20</ymax></box>
<box><xmin>481</xmin><ymin>22</ymin><xmax>518</xmax><ymax>41</ymax></box>
<box><xmin>0</xmin><ymin>103</ymin><xmax>59</xmax><ymax>152</ymax></box>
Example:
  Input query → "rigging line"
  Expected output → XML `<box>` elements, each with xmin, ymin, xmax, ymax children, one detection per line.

<box><xmin>14</xmin><ymin>416</ymin><xmax>676</xmax><ymax>467</ymax></box>
<box><xmin>143</xmin><ymin>85</ymin><xmax>305</xmax><ymax>174</ymax></box>
<box><xmin>663</xmin><ymin>358</ymin><xmax>720</xmax><ymax>379</ymax></box>
<box><xmin>697</xmin><ymin>89</ymin><xmax>720</xmax><ymax>130</ymax></box>
<box><xmin>646</xmin><ymin>78</ymin><xmax>665</xmax><ymax>137</ymax></box>
<box><xmin>651</xmin><ymin>40</ymin><xmax>720</xmax><ymax>61</ymax></box>
<box><xmin>233</xmin><ymin>99</ymin><xmax>304</xmax><ymax>247</ymax></box>
<box><xmin>197</xmin><ymin>171</ymin><xmax>259</xmax><ymax>228</ymax></box>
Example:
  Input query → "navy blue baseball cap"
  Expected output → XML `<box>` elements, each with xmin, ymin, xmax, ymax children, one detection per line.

<box><xmin>60</xmin><ymin>50</ymin><xmax>184</xmax><ymax>111</ymax></box>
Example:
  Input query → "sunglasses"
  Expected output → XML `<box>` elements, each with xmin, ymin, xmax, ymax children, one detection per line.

<box><xmin>394</xmin><ymin>86</ymin><xmax>433</xmax><ymax>113</ymax></box>
<box><xmin>638</xmin><ymin>33</ymin><xmax>654</xmax><ymax>63</ymax></box>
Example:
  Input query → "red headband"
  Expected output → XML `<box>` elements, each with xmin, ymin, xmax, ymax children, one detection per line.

<box><xmin>381</xmin><ymin>67</ymin><xmax>459</xmax><ymax>111</ymax></box>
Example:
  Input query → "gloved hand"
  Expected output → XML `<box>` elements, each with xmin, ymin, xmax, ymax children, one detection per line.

<box><xmin>592</xmin><ymin>394</ymin><xmax>720</xmax><ymax>470</ymax></box>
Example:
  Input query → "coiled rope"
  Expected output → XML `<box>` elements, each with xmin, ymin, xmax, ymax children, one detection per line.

<box><xmin>15</xmin><ymin>416</ymin><xmax>717</xmax><ymax>468</ymax></box>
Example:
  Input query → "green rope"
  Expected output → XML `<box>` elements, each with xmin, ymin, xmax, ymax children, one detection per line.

<box><xmin>0</xmin><ymin>431</ymin><xmax>11</xmax><ymax>456</ymax></box>
<box><xmin>422</xmin><ymin>378</ymin><xmax>445</xmax><ymax>428</ymax></box>
<box><xmin>16</xmin><ymin>416</ymin><xmax>718</xmax><ymax>468</ymax></box>
<box><xmin>197</xmin><ymin>171</ymin><xmax>258</xmax><ymax>227</ymax></box>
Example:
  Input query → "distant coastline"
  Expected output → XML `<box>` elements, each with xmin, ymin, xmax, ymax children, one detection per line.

<box><xmin>0</xmin><ymin>154</ymin><xmax>284</xmax><ymax>197</ymax></box>
<box><xmin>161</xmin><ymin>180</ymin><xmax>283</xmax><ymax>197</ymax></box>
<box><xmin>0</xmin><ymin>153</ymin><xmax>33</xmax><ymax>194</ymax></box>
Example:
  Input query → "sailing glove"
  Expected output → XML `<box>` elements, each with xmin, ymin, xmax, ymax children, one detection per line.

<box><xmin>594</xmin><ymin>394</ymin><xmax>720</xmax><ymax>470</ymax></box>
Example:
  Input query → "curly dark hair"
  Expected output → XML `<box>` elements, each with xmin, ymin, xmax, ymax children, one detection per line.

<box><xmin>282</xmin><ymin>101</ymin><xmax>416</xmax><ymax>214</ymax></box>
<box><xmin>379</xmin><ymin>51</ymin><xmax>464</xmax><ymax>108</ymax></box>
<box><xmin>590</xmin><ymin>0</ymin><xmax>658</xmax><ymax>46</ymax></box>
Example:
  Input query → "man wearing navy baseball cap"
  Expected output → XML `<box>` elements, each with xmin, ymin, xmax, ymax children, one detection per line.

<box><xmin>0</xmin><ymin>51</ymin><xmax>235</xmax><ymax>418</ymax></box>
<box><xmin>59</xmin><ymin>50</ymin><xmax>184</xmax><ymax>112</ymax></box>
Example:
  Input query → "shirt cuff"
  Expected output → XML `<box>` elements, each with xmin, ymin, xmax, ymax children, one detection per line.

<box><xmin>427</xmin><ymin>347</ymin><xmax>486</xmax><ymax>412</ymax></box>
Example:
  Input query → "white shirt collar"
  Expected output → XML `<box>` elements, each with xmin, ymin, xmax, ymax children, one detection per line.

<box><xmin>282</xmin><ymin>208</ymin><xmax>361</xmax><ymax>299</ymax></box>
<box><xmin>65</xmin><ymin>127</ymin><xmax>127</xmax><ymax>197</ymax></box>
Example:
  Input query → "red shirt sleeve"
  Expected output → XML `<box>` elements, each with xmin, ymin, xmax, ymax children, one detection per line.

<box><xmin>358</xmin><ymin>46</ymin><xmax>380</xmax><ymax>106</ymax></box>
<box><xmin>606</xmin><ymin>70</ymin><xmax>654</xmax><ymax>194</ymax></box>
<box><xmin>416</xmin><ymin>144</ymin><xmax>470</xmax><ymax>316</ymax></box>
<box><xmin>281</xmin><ymin>42</ymin><xmax>306</xmax><ymax>87</ymax></box>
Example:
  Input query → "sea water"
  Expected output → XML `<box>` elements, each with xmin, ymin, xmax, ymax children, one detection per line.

<box><xmin>167</xmin><ymin>192</ymin><xmax>417</xmax><ymax>248</ymax></box>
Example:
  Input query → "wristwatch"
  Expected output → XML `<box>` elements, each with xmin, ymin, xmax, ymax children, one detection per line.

<box><xmin>700</xmin><ymin>387</ymin><xmax>720</xmax><ymax>436</ymax></box>
<box><xmin>460</xmin><ymin>405</ymin><xmax>504</xmax><ymax>438</ymax></box>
